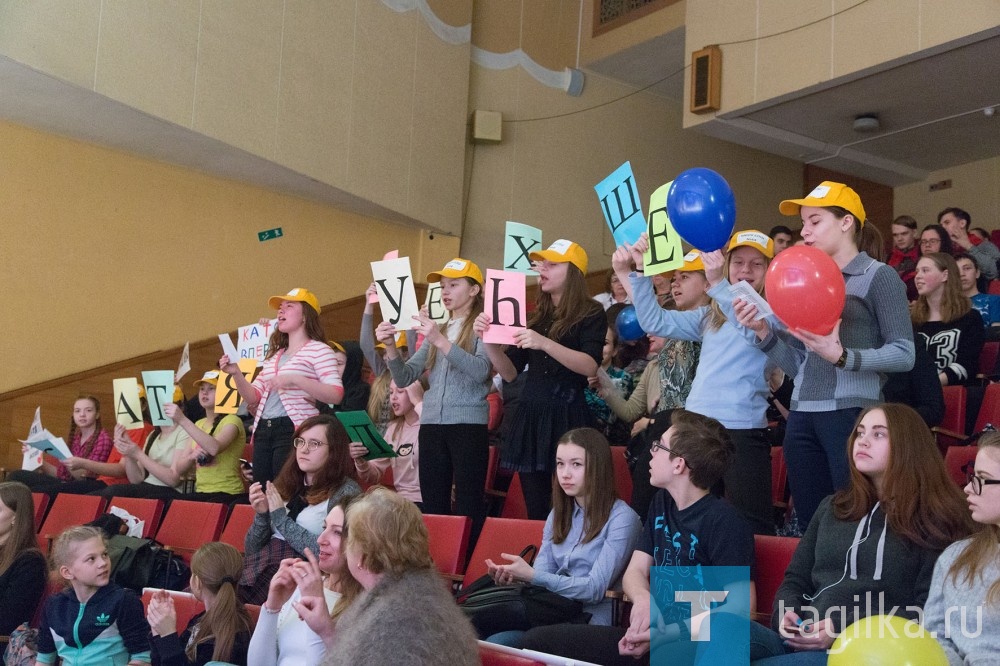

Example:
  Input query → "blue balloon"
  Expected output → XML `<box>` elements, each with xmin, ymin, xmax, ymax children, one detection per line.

<box><xmin>666</xmin><ymin>168</ymin><xmax>737</xmax><ymax>252</ymax></box>
<box><xmin>616</xmin><ymin>305</ymin><xmax>645</xmax><ymax>342</ymax></box>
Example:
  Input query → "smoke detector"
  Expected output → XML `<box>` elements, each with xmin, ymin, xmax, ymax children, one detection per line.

<box><xmin>853</xmin><ymin>114</ymin><xmax>880</xmax><ymax>133</ymax></box>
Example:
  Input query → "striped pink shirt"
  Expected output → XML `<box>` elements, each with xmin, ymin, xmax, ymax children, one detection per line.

<box><xmin>251</xmin><ymin>340</ymin><xmax>343</xmax><ymax>428</ymax></box>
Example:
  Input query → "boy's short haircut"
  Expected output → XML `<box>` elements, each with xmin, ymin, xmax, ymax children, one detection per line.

<box><xmin>666</xmin><ymin>409</ymin><xmax>733</xmax><ymax>490</ymax></box>
<box><xmin>769</xmin><ymin>225</ymin><xmax>793</xmax><ymax>238</ymax></box>
<box><xmin>51</xmin><ymin>525</ymin><xmax>105</xmax><ymax>570</ymax></box>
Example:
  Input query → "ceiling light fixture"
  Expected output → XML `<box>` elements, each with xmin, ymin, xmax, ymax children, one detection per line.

<box><xmin>853</xmin><ymin>114</ymin><xmax>880</xmax><ymax>133</ymax></box>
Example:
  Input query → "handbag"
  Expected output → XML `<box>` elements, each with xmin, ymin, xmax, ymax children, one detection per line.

<box><xmin>456</xmin><ymin>545</ymin><xmax>590</xmax><ymax>638</ymax></box>
<box><xmin>3</xmin><ymin>623</ymin><xmax>37</xmax><ymax>666</ymax></box>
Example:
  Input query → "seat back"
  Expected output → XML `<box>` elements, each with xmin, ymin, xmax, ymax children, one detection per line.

<box><xmin>610</xmin><ymin>446</ymin><xmax>633</xmax><ymax>502</ymax></box>
<box><xmin>478</xmin><ymin>641</ymin><xmax>547</xmax><ymax>666</ymax></box>
<box><xmin>154</xmin><ymin>500</ymin><xmax>226</xmax><ymax>562</ymax></box>
<box><xmin>141</xmin><ymin>588</ymin><xmax>205</xmax><ymax>634</ymax></box>
<box><xmin>219</xmin><ymin>504</ymin><xmax>257</xmax><ymax>553</ymax></box>
<box><xmin>974</xmin><ymin>383</ymin><xmax>1000</xmax><ymax>432</ymax></box>
<box><xmin>770</xmin><ymin>447</ymin><xmax>788</xmax><ymax>508</ymax></box>
<box><xmin>500</xmin><ymin>473</ymin><xmax>529</xmax><ymax>519</ymax></box>
<box><xmin>107</xmin><ymin>497</ymin><xmax>165</xmax><ymax>538</ymax></box>
<box><xmin>245</xmin><ymin>603</ymin><xmax>261</xmax><ymax>631</ymax></box>
<box><xmin>37</xmin><ymin>494</ymin><xmax>106</xmax><ymax>551</ymax></box>
<box><xmin>989</xmin><ymin>279</ymin><xmax>1000</xmax><ymax>296</ymax></box>
<box><xmin>940</xmin><ymin>386</ymin><xmax>968</xmax><ymax>433</ymax></box>
<box><xmin>463</xmin><ymin>517</ymin><xmax>545</xmax><ymax>588</ymax></box>
<box><xmin>31</xmin><ymin>492</ymin><xmax>50</xmax><ymax>528</ymax></box>
<box><xmin>487</xmin><ymin>392</ymin><xmax>504</xmax><ymax>432</ymax></box>
<box><xmin>945</xmin><ymin>446</ymin><xmax>978</xmax><ymax>487</ymax></box>
<box><xmin>422</xmin><ymin>513</ymin><xmax>471</xmax><ymax>577</ymax></box>
<box><xmin>752</xmin><ymin>535</ymin><xmax>800</xmax><ymax>624</ymax></box>
<box><xmin>979</xmin><ymin>341</ymin><xmax>1000</xmax><ymax>376</ymax></box>
<box><xmin>485</xmin><ymin>445</ymin><xmax>500</xmax><ymax>492</ymax></box>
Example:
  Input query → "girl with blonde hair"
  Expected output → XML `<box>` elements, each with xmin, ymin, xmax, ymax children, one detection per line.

<box><xmin>377</xmin><ymin>258</ymin><xmax>492</xmax><ymax>527</ymax></box>
<box><xmin>925</xmin><ymin>431</ymin><xmax>1000</xmax><ymax>662</ymax></box>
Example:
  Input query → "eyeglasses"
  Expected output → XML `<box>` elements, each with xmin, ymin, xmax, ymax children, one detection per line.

<box><xmin>650</xmin><ymin>440</ymin><xmax>693</xmax><ymax>471</ymax></box>
<box><xmin>919</xmin><ymin>239</ymin><xmax>940</xmax><ymax>247</ymax></box>
<box><xmin>293</xmin><ymin>437</ymin><xmax>328</xmax><ymax>452</ymax></box>
<box><xmin>965</xmin><ymin>471</ymin><xmax>1000</xmax><ymax>495</ymax></box>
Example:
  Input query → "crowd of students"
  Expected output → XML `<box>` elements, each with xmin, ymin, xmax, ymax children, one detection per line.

<box><xmin>5</xmin><ymin>182</ymin><xmax>999</xmax><ymax>664</ymax></box>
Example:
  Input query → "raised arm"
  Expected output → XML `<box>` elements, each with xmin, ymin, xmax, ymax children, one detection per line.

<box><xmin>164</xmin><ymin>405</ymin><xmax>240</xmax><ymax>457</ymax></box>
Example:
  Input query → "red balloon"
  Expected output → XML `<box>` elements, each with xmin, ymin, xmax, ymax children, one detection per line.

<box><xmin>764</xmin><ymin>246</ymin><xmax>845</xmax><ymax>335</ymax></box>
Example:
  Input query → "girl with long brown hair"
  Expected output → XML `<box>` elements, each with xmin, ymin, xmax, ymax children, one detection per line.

<box><xmin>747</xmin><ymin>403</ymin><xmax>975</xmax><ymax>661</ymax></box>
<box><xmin>377</xmin><ymin>258</ymin><xmax>492</xmax><ymax>527</ymax></box>
<box><xmin>911</xmin><ymin>252</ymin><xmax>985</xmax><ymax>386</ymax></box>
<box><xmin>0</xmin><ymin>481</ymin><xmax>47</xmax><ymax>634</ymax></box>
<box><xmin>483</xmin><ymin>428</ymin><xmax>641</xmax><ymax>645</ymax></box>
<box><xmin>240</xmin><ymin>414</ymin><xmax>360</xmax><ymax>605</ymax></box>
<box><xmin>925</xmin><ymin>431</ymin><xmax>1000</xmax><ymax>662</ymax></box>
<box><xmin>220</xmin><ymin>288</ymin><xmax>344</xmax><ymax>483</ymax></box>
<box><xmin>476</xmin><ymin>241</ymin><xmax>608</xmax><ymax>519</ymax></box>
<box><xmin>148</xmin><ymin>542</ymin><xmax>253</xmax><ymax>665</ymax></box>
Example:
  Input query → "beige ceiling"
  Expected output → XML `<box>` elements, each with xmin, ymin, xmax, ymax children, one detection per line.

<box><xmin>587</xmin><ymin>26</ymin><xmax>1000</xmax><ymax>186</ymax></box>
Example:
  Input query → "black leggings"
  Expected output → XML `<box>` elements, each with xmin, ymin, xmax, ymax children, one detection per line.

<box><xmin>7</xmin><ymin>470</ymin><xmax>106</xmax><ymax>496</ymax></box>
<box><xmin>418</xmin><ymin>423</ymin><xmax>488</xmax><ymax>538</ymax></box>
<box><xmin>251</xmin><ymin>416</ymin><xmax>295</xmax><ymax>484</ymax></box>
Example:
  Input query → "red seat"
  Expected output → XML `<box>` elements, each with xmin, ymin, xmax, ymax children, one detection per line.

<box><xmin>485</xmin><ymin>445</ymin><xmax>500</xmax><ymax>493</ymax></box>
<box><xmin>934</xmin><ymin>386</ymin><xmax>968</xmax><ymax>454</ymax></box>
<box><xmin>219</xmin><ymin>503</ymin><xmax>257</xmax><ymax>553</ymax></box>
<box><xmin>141</xmin><ymin>588</ymin><xmax>205</xmax><ymax>634</ymax></box>
<box><xmin>944</xmin><ymin>446</ymin><xmax>978</xmax><ymax>487</ymax></box>
<box><xmin>979</xmin><ymin>341</ymin><xmax>1000</xmax><ymax>378</ymax></box>
<box><xmin>107</xmin><ymin>497</ymin><xmax>165</xmax><ymax>538</ymax></box>
<box><xmin>988</xmin><ymin>279</ymin><xmax>1000</xmax><ymax>296</ymax></box>
<box><xmin>422</xmin><ymin>514</ymin><xmax>471</xmax><ymax>578</ymax></box>
<box><xmin>462</xmin><ymin>517</ymin><xmax>545</xmax><ymax>588</ymax></box>
<box><xmin>752</xmin><ymin>535</ymin><xmax>799</xmax><ymax>625</ymax></box>
<box><xmin>154</xmin><ymin>500</ymin><xmax>226</xmax><ymax>563</ymax></box>
<box><xmin>937</xmin><ymin>383</ymin><xmax>1000</xmax><ymax>448</ymax></box>
<box><xmin>487</xmin><ymin>392</ymin><xmax>504</xmax><ymax>432</ymax></box>
<box><xmin>478</xmin><ymin>641</ymin><xmax>547</xmax><ymax>665</ymax></box>
<box><xmin>500</xmin><ymin>473</ymin><xmax>529</xmax><ymax>519</ymax></box>
<box><xmin>246</xmin><ymin>603</ymin><xmax>261</xmax><ymax>631</ymax></box>
<box><xmin>610</xmin><ymin>446</ymin><xmax>633</xmax><ymax>503</ymax></box>
<box><xmin>770</xmin><ymin>447</ymin><xmax>787</xmax><ymax>508</ymax></box>
<box><xmin>31</xmin><ymin>492</ymin><xmax>50</xmax><ymax>528</ymax></box>
<box><xmin>37</xmin><ymin>494</ymin><xmax>106</xmax><ymax>552</ymax></box>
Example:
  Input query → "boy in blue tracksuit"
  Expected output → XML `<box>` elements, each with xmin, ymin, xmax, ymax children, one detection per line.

<box><xmin>36</xmin><ymin>526</ymin><xmax>150</xmax><ymax>666</ymax></box>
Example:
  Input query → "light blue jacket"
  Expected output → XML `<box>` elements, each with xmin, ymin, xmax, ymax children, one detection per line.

<box><xmin>630</xmin><ymin>274</ymin><xmax>772</xmax><ymax>429</ymax></box>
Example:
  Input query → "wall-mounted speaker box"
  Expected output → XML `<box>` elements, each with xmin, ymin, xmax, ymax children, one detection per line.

<box><xmin>690</xmin><ymin>45</ymin><xmax>722</xmax><ymax>114</ymax></box>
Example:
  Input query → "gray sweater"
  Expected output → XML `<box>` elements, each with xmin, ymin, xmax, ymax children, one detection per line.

<box><xmin>925</xmin><ymin>538</ymin><xmax>1000</xmax><ymax>665</ymax></box>
<box><xmin>773</xmin><ymin>496</ymin><xmax>940</xmax><ymax>633</ymax></box>
<box><xmin>386</xmin><ymin>326</ymin><xmax>492</xmax><ymax>425</ymax></box>
<box><xmin>321</xmin><ymin>568</ymin><xmax>479</xmax><ymax>666</ymax></box>
<box><xmin>244</xmin><ymin>479</ymin><xmax>361</xmax><ymax>556</ymax></box>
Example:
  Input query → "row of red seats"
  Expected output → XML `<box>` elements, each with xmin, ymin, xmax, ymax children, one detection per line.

<box><xmin>33</xmin><ymin>495</ymin><xmax>248</xmax><ymax>561</ymax></box>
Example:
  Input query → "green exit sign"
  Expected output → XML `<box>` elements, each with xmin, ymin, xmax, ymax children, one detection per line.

<box><xmin>258</xmin><ymin>227</ymin><xmax>283</xmax><ymax>242</ymax></box>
